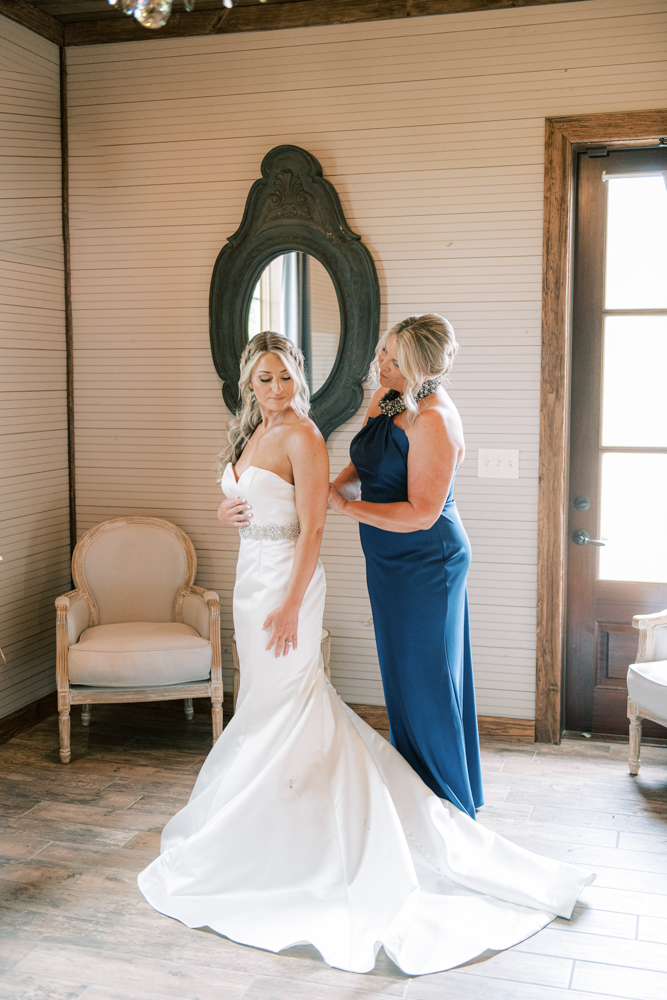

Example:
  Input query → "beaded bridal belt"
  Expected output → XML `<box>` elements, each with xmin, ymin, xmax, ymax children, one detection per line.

<box><xmin>239</xmin><ymin>522</ymin><xmax>301</xmax><ymax>541</ymax></box>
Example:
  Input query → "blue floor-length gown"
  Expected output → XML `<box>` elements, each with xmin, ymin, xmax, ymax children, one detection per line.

<box><xmin>350</xmin><ymin>412</ymin><xmax>483</xmax><ymax>819</ymax></box>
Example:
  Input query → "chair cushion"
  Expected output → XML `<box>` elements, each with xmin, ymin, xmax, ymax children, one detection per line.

<box><xmin>69</xmin><ymin>622</ymin><xmax>211</xmax><ymax>688</ymax></box>
<box><xmin>627</xmin><ymin>660</ymin><xmax>667</xmax><ymax>720</ymax></box>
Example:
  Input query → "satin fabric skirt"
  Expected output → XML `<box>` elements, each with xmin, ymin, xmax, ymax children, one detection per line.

<box><xmin>138</xmin><ymin>536</ymin><xmax>594</xmax><ymax>975</ymax></box>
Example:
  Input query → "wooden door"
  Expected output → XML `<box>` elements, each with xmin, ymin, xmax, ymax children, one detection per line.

<box><xmin>565</xmin><ymin>146</ymin><xmax>667</xmax><ymax>737</ymax></box>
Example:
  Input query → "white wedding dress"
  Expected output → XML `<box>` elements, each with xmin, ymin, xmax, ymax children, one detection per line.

<box><xmin>138</xmin><ymin>464</ymin><xmax>595</xmax><ymax>975</ymax></box>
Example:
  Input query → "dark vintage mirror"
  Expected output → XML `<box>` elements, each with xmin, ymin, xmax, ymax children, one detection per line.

<box><xmin>210</xmin><ymin>145</ymin><xmax>380</xmax><ymax>439</ymax></box>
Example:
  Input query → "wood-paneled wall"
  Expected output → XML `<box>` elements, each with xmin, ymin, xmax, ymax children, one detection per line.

<box><xmin>0</xmin><ymin>14</ymin><xmax>69</xmax><ymax>720</ymax></box>
<box><xmin>65</xmin><ymin>0</ymin><xmax>667</xmax><ymax>715</ymax></box>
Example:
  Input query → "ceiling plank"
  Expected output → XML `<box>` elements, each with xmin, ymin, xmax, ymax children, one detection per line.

<box><xmin>63</xmin><ymin>0</ymin><xmax>586</xmax><ymax>46</ymax></box>
<box><xmin>0</xmin><ymin>0</ymin><xmax>63</xmax><ymax>45</ymax></box>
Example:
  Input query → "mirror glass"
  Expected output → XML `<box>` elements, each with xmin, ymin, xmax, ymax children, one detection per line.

<box><xmin>247</xmin><ymin>252</ymin><xmax>340</xmax><ymax>394</ymax></box>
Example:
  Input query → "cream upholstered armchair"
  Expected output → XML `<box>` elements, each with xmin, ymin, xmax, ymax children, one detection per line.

<box><xmin>55</xmin><ymin>517</ymin><xmax>223</xmax><ymax>763</ymax></box>
<box><xmin>627</xmin><ymin>609</ymin><xmax>667</xmax><ymax>775</ymax></box>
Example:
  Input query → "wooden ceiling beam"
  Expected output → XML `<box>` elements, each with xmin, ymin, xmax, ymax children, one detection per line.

<box><xmin>0</xmin><ymin>0</ymin><xmax>63</xmax><ymax>45</ymax></box>
<box><xmin>63</xmin><ymin>0</ymin><xmax>584</xmax><ymax>47</ymax></box>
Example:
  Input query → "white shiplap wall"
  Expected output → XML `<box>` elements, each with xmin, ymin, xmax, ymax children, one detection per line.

<box><xmin>65</xmin><ymin>0</ymin><xmax>667</xmax><ymax>717</ymax></box>
<box><xmin>0</xmin><ymin>15</ymin><xmax>69</xmax><ymax>719</ymax></box>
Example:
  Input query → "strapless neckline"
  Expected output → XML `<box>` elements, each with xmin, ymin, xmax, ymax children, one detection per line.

<box><xmin>229</xmin><ymin>463</ymin><xmax>294</xmax><ymax>489</ymax></box>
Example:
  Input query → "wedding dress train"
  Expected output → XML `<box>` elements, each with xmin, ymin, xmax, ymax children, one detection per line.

<box><xmin>138</xmin><ymin>464</ymin><xmax>594</xmax><ymax>975</ymax></box>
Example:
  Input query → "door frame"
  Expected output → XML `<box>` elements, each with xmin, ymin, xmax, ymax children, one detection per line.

<box><xmin>535</xmin><ymin>109</ymin><xmax>667</xmax><ymax>744</ymax></box>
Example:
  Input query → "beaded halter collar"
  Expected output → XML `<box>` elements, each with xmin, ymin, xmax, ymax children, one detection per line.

<box><xmin>378</xmin><ymin>376</ymin><xmax>443</xmax><ymax>418</ymax></box>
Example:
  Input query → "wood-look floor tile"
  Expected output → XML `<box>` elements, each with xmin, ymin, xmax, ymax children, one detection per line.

<box><xmin>80</xmin><ymin>988</ymin><xmax>199</xmax><ymax>1000</ymax></box>
<box><xmin>6</xmin><ymin>817</ymin><xmax>138</xmax><ymax>849</ymax></box>
<box><xmin>241</xmin><ymin>973</ymin><xmax>406</xmax><ymax>998</ymax></box>
<box><xmin>473</xmin><ymin>802</ymin><xmax>533</xmax><ymax>822</ymax></box>
<box><xmin>638</xmin><ymin>915</ymin><xmax>667</xmax><ymax>944</ymax></box>
<box><xmin>124</xmin><ymin>795</ymin><xmax>189</xmax><ymax>816</ymax></box>
<box><xmin>454</xmin><ymin>949</ymin><xmax>572</xmax><ymax>988</ymax></box>
<box><xmin>579</xmin><ymin>885</ymin><xmax>667</xmax><ymax>919</ymax></box>
<box><xmin>123</xmin><ymin>831</ymin><xmax>162</xmax><ymax>851</ymax></box>
<box><xmin>0</xmin><ymin>935</ymin><xmax>40</xmax><ymax>971</ymax></box>
<box><xmin>618</xmin><ymin>830</ymin><xmax>667</xmax><ymax>854</ymax></box>
<box><xmin>0</xmin><ymin>882</ymin><xmax>138</xmax><ymax>918</ymax></box>
<box><xmin>35</xmin><ymin>842</ymin><xmax>156</xmax><ymax>874</ymax></box>
<box><xmin>551</xmin><ymin>905</ymin><xmax>637</xmax><ymax>938</ymax></box>
<box><xmin>477</xmin><ymin>816</ymin><xmax>618</xmax><ymax>848</ymax></box>
<box><xmin>25</xmin><ymin>801</ymin><xmax>173</xmax><ymax>833</ymax></box>
<box><xmin>0</xmin><ymin>971</ymin><xmax>88</xmax><ymax>999</ymax></box>
<box><xmin>405</xmin><ymin>970</ymin><xmax>620</xmax><ymax>999</ymax></box>
<box><xmin>79</xmin><ymin>750</ymin><xmax>206</xmax><ymax>772</ymax></box>
<box><xmin>13</xmin><ymin>942</ymin><xmax>253</xmax><ymax>999</ymax></box>
<box><xmin>0</xmin><ymin>835</ymin><xmax>52</xmax><ymax>860</ymax></box>
<box><xmin>505</xmin><ymin>783</ymin><xmax>667</xmax><ymax>815</ymax></box>
<box><xmin>75</xmin><ymin>915</ymin><xmax>196</xmax><ymax>961</ymax></box>
<box><xmin>516</xmin><ymin>926</ymin><xmax>667</xmax><ymax>971</ymax></box>
<box><xmin>0</xmin><ymin>860</ymin><xmax>79</xmax><ymax>887</ymax></box>
<box><xmin>571</xmin><ymin>959</ymin><xmax>667</xmax><ymax>999</ymax></box>
<box><xmin>175</xmin><ymin>933</ymin><xmax>408</xmax><ymax>993</ymax></box>
<box><xmin>526</xmin><ymin>804</ymin><xmax>667</xmax><ymax>835</ymax></box>
<box><xmin>69</xmin><ymin>869</ymin><xmax>142</xmax><ymax>898</ymax></box>
<box><xmin>590</xmin><ymin>865</ymin><xmax>667</xmax><ymax>895</ymax></box>
<box><xmin>493</xmin><ymin>838</ymin><xmax>667</xmax><ymax>876</ymax></box>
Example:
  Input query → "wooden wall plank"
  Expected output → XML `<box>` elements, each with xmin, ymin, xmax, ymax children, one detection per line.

<box><xmin>0</xmin><ymin>13</ymin><xmax>68</xmax><ymax>722</ymax></box>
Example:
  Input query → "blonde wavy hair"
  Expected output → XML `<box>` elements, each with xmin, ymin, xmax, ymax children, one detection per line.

<box><xmin>369</xmin><ymin>313</ymin><xmax>459</xmax><ymax>423</ymax></box>
<box><xmin>217</xmin><ymin>332</ymin><xmax>310</xmax><ymax>475</ymax></box>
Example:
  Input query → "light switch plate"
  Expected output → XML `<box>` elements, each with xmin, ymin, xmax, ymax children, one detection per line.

<box><xmin>478</xmin><ymin>449</ymin><xmax>520</xmax><ymax>478</ymax></box>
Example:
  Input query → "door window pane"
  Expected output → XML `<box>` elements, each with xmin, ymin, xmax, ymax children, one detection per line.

<box><xmin>601</xmin><ymin>315</ymin><xmax>667</xmax><ymax>447</ymax></box>
<box><xmin>605</xmin><ymin>175</ymin><xmax>667</xmax><ymax>309</ymax></box>
<box><xmin>599</xmin><ymin>453</ymin><xmax>667</xmax><ymax>582</ymax></box>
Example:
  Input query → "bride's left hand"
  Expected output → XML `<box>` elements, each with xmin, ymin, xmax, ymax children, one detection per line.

<box><xmin>263</xmin><ymin>602</ymin><xmax>299</xmax><ymax>657</ymax></box>
<box><xmin>327</xmin><ymin>484</ymin><xmax>347</xmax><ymax>514</ymax></box>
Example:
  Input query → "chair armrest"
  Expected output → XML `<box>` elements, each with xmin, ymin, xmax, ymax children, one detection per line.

<box><xmin>181</xmin><ymin>587</ymin><xmax>220</xmax><ymax>640</ymax></box>
<box><xmin>633</xmin><ymin>609</ymin><xmax>667</xmax><ymax>663</ymax></box>
<box><xmin>55</xmin><ymin>590</ymin><xmax>91</xmax><ymax>646</ymax></box>
<box><xmin>55</xmin><ymin>590</ymin><xmax>90</xmax><ymax>698</ymax></box>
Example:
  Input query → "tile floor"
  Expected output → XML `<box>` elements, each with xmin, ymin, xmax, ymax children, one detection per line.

<box><xmin>0</xmin><ymin>702</ymin><xmax>666</xmax><ymax>1000</ymax></box>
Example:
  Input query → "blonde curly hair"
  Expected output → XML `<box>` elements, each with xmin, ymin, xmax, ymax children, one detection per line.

<box><xmin>370</xmin><ymin>313</ymin><xmax>459</xmax><ymax>422</ymax></box>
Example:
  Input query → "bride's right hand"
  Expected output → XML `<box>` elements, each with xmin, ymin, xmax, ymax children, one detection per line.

<box><xmin>217</xmin><ymin>496</ymin><xmax>252</xmax><ymax>527</ymax></box>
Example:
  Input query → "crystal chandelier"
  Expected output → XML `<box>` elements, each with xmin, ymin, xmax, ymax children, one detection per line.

<box><xmin>108</xmin><ymin>0</ymin><xmax>250</xmax><ymax>31</ymax></box>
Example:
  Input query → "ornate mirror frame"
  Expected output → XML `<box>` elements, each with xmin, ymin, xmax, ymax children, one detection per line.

<box><xmin>209</xmin><ymin>145</ymin><xmax>380</xmax><ymax>439</ymax></box>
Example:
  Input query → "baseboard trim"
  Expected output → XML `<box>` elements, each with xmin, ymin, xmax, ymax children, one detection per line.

<box><xmin>350</xmin><ymin>705</ymin><xmax>536</xmax><ymax>743</ymax></box>
<box><xmin>477</xmin><ymin>715</ymin><xmax>536</xmax><ymax>743</ymax></box>
<box><xmin>2</xmin><ymin>691</ymin><xmax>536</xmax><ymax>746</ymax></box>
<box><xmin>0</xmin><ymin>691</ymin><xmax>57</xmax><ymax>746</ymax></box>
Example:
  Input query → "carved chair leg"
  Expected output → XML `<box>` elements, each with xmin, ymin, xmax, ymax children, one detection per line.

<box><xmin>629</xmin><ymin>715</ymin><xmax>642</xmax><ymax>775</ymax></box>
<box><xmin>211</xmin><ymin>698</ymin><xmax>223</xmax><ymax>743</ymax></box>
<box><xmin>232</xmin><ymin>667</ymin><xmax>240</xmax><ymax>714</ymax></box>
<box><xmin>81</xmin><ymin>703</ymin><xmax>92</xmax><ymax>726</ymax></box>
<box><xmin>59</xmin><ymin>709</ymin><xmax>71</xmax><ymax>764</ymax></box>
<box><xmin>184</xmin><ymin>697</ymin><xmax>194</xmax><ymax>721</ymax></box>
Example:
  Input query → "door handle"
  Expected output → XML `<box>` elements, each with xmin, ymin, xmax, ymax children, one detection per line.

<box><xmin>572</xmin><ymin>529</ymin><xmax>605</xmax><ymax>547</ymax></box>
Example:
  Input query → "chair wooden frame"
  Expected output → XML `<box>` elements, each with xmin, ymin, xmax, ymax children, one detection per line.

<box><xmin>55</xmin><ymin>516</ymin><xmax>223</xmax><ymax>763</ymax></box>
<box><xmin>628</xmin><ymin>610</ymin><xmax>667</xmax><ymax>775</ymax></box>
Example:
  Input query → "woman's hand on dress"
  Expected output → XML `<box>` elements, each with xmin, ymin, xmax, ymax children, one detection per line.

<box><xmin>263</xmin><ymin>603</ymin><xmax>299</xmax><ymax>657</ymax></box>
<box><xmin>217</xmin><ymin>496</ymin><xmax>252</xmax><ymax>527</ymax></box>
<box><xmin>327</xmin><ymin>484</ymin><xmax>348</xmax><ymax>514</ymax></box>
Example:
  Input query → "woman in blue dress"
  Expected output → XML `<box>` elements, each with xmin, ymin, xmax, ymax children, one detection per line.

<box><xmin>328</xmin><ymin>314</ymin><xmax>483</xmax><ymax>819</ymax></box>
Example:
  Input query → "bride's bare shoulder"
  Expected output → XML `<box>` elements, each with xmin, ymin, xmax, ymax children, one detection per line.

<box><xmin>286</xmin><ymin>414</ymin><xmax>326</xmax><ymax>453</ymax></box>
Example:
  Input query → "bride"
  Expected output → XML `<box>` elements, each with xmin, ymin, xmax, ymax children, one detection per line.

<box><xmin>138</xmin><ymin>331</ymin><xmax>594</xmax><ymax>976</ymax></box>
